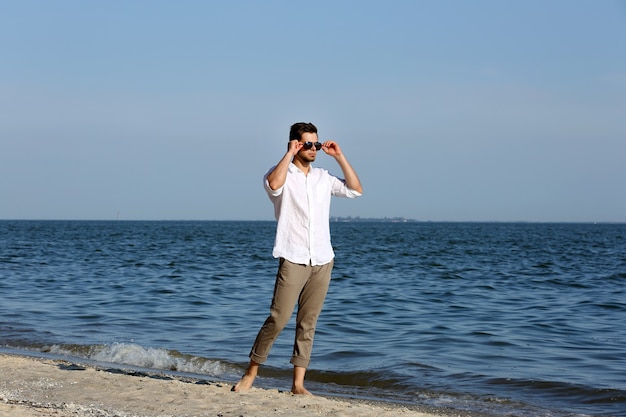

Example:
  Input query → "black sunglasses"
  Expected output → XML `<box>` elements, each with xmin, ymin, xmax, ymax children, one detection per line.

<box><xmin>302</xmin><ymin>141</ymin><xmax>323</xmax><ymax>151</ymax></box>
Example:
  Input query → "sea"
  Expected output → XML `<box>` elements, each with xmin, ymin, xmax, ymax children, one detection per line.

<box><xmin>1</xmin><ymin>220</ymin><xmax>625</xmax><ymax>417</ymax></box>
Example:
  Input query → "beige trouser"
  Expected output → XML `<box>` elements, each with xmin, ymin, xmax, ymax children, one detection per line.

<box><xmin>249</xmin><ymin>258</ymin><xmax>333</xmax><ymax>368</ymax></box>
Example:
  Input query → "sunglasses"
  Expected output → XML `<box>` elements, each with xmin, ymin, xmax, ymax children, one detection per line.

<box><xmin>302</xmin><ymin>141</ymin><xmax>323</xmax><ymax>151</ymax></box>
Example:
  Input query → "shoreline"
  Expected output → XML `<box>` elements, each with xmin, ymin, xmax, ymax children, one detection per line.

<box><xmin>0</xmin><ymin>352</ymin><xmax>492</xmax><ymax>417</ymax></box>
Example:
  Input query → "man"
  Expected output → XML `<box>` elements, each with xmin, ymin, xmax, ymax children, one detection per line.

<box><xmin>233</xmin><ymin>122</ymin><xmax>362</xmax><ymax>395</ymax></box>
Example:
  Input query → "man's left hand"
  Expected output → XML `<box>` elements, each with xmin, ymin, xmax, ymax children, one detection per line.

<box><xmin>321</xmin><ymin>140</ymin><xmax>343</xmax><ymax>157</ymax></box>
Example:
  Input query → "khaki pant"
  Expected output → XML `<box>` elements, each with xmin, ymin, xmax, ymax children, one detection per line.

<box><xmin>249</xmin><ymin>258</ymin><xmax>333</xmax><ymax>368</ymax></box>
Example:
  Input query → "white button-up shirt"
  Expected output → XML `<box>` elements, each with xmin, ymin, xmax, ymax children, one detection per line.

<box><xmin>264</xmin><ymin>163</ymin><xmax>361</xmax><ymax>266</ymax></box>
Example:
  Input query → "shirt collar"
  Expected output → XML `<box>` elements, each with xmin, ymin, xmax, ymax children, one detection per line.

<box><xmin>289</xmin><ymin>162</ymin><xmax>313</xmax><ymax>174</ymax></box>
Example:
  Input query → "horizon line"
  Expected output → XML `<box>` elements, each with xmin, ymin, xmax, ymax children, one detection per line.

<box><xmin>1</xmin><ymin>218</ymin><xmax>625</xmax><ymax>225</ymax></box>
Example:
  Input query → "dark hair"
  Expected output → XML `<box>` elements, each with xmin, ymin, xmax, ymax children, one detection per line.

<box><xmin>289</xmin><ymin>122</ymin><xmax>317</xmax><ymax>141</ymax></box>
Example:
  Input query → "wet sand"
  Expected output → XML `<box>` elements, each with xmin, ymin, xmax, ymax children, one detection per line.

<box><xmin>0</xmin><ymin>353</ymin><xmax>472</xmax><ymax>417</ymax></box>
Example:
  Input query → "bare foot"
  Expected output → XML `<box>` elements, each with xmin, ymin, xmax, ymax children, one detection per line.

<box><xmin>291</xmin><ymin>366</ymin><xmax>312</xmax><ymax>395</ymax></box>
<box><xmin>231</xmin><ymin>361</ymin><xmax>259</xmax><ymax>392</ymax></box>
<box><xmin>291</xmin><ymin>385</ymin><xmax>313</xmax><ymax>395</ymax></box>
<box><xmin>232</xmin><ymin>373</ymin><xmax>256</xmax><ymax>392</ymax></box>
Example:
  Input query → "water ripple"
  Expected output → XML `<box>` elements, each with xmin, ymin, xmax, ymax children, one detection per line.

<box><xmin>1</xmin><ymin>220</ymin><xmax>625</xmax><ymax>416</ymax></box>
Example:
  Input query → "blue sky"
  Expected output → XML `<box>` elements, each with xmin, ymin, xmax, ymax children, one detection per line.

<box><xmin>1</xmin><ymin>1</ymin><xmax>625</xmax><ymax>222</ymax></box>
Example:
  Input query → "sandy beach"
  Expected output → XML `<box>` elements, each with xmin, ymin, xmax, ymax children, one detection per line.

<box><xmin>0</xmin><ymin>353</ymin><xmax>471</xmax><ymax>417</ymax></box>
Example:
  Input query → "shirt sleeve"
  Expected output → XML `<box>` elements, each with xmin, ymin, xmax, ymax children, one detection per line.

<box><xmin>263</xmin><ymin>166</ymin><xmax>283</xmax><ymax>198</ymax></box>
<box><xmin>330</xmin><ymin>174</ymin><xmax>362</xmax><ymax>198</ymax></box>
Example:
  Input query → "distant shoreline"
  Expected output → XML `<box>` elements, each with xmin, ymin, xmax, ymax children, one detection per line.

<box><xmin>330</xmin><ymin>216</ymin><xmax>415</xmax><ymax>222</ymax></box>
<box><xmin>1</xmin><ymin>218</ymin><xmax>625</xmax><ymax>224</ymax></box>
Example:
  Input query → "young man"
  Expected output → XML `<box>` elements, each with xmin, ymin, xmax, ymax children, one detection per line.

<box><xmin>233</xmin><ymin>122</ymin><xmax>362</xmax><ymax>395</ymax></box>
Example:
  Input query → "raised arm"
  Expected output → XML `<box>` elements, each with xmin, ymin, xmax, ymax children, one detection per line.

<box><xmin>322</xmin><ymin>141</ymin><xmax>363</xmax><ymax>194</ymax></box>
<box><xmin>266</xmin><ymin>140</ymin><xmax>303</xmax><ymax>190</ymax></box>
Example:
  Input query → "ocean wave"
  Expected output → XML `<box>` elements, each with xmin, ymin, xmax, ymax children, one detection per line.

<box><xmin>43</xmin><ymin>342</ymin><xmax>238</xmax><ymax>378</ymax></box>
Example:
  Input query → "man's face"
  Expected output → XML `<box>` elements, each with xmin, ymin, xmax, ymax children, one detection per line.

<box><xmin>297</xmin><ymin>132</ymin><xmax>319</xmax><ymax>162</ymax></box>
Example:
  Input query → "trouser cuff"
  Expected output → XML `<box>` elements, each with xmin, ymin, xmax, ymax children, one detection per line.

<box><xmin>290</xmin><ymin>356</ymin><xmax>310</xmax><ymax>368</ymax></box>
<box><xmin>249</xmin><ymin>351</ymin><xmax>268</xmax><ymax>365</ymax></box>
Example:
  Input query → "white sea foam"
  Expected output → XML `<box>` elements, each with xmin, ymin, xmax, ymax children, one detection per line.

<box><xmin>47</xmin><ymin>343</ymin><xmax>232</xmax><ymax>377</ymax></box>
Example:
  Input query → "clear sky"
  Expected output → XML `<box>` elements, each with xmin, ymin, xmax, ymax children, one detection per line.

<box><xmin>1</xmin><ymin>1</ymin><xmax>625</xmax><ymax>222</ymax></box>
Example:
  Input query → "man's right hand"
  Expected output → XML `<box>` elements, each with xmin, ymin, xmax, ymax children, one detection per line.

<box><xmin>288</xmin><ymin>140</ymin><xmax>303</xmax><ymax>156</ymax></box>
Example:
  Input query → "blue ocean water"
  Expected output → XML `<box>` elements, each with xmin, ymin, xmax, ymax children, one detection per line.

<box><xmin>1</xmin><ymin>220</ymin><xmax>625</xmax><ymax>416</ymax></box>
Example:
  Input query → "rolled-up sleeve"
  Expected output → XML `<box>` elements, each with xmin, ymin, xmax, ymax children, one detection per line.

<box><xmin>263</xmin><ymin>167</ymin><xmax>283</xmax><ymax>198</ymax></box>
<box><xmin>330</xmin><ymin>176</ymin><xmax>362</xmax><ymax>199</ymax></box>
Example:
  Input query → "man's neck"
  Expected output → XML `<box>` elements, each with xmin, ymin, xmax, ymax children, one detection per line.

<box><xmin>292</xmin><ymin>158</ymin><xmax>311</xmax><ymax>175</ymax></box>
